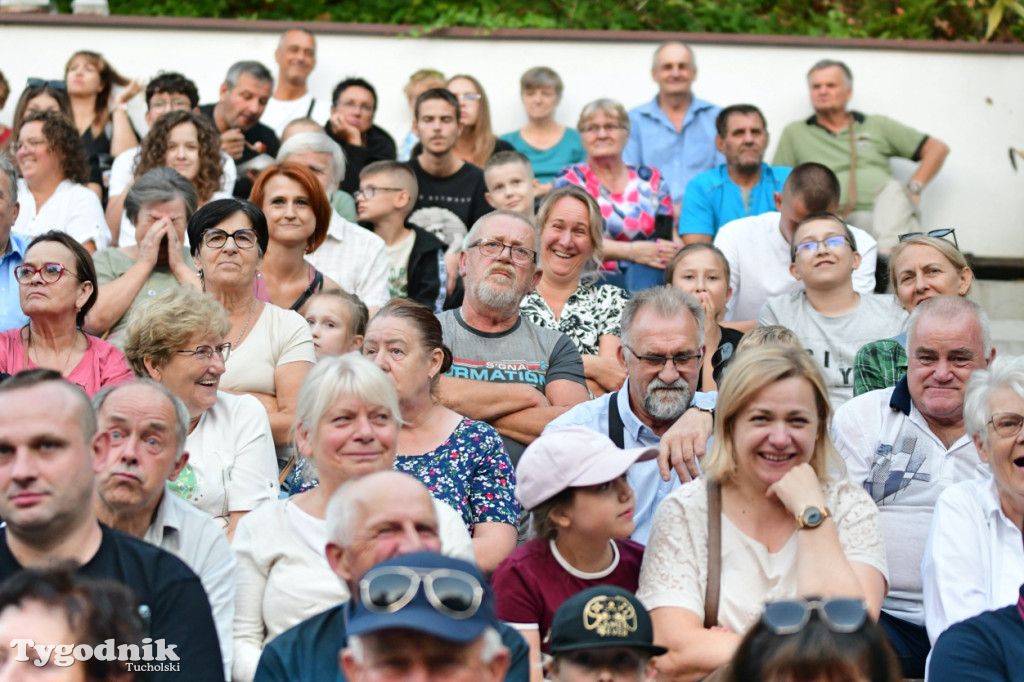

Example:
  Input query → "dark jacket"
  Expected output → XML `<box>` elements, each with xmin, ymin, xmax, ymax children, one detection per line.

<box><xmin>324</xmin><ymin>122</ymin><xmax>397</xmax><ymax>194</ymax></box>
<box><xmin>404</xmin><ymin>224</ymin><xmax>448</xmax><ymax>313</ymax></box>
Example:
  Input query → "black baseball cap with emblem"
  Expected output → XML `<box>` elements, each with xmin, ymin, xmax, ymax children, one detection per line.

<box><xmin>549</xmin><ymin>586</ymin><xmax>668</xmax><ymax>656</ymax></box>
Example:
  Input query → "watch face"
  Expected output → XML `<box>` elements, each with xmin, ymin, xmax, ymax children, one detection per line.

<box><xmin>802</xmin><ymin>507</ymin><xmax>823</xmax><ymax>527</ymax></box>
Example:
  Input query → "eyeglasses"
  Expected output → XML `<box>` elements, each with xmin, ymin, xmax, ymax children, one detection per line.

<box><xmin>174</xmin><ymin>343</ymin><xmax>232</xmax><ymax>362</ymax></box>
<box><xmin>27</xmin><ymin>78</ymin><xmax>66</xmax><ymax>90</ymax></box>
<box><xmin>337</xmin><ymin>99</ymin><xmax>374</xmax><ymax>114</ymax></box>
<box><xmin>202</xmin><ymin>228</ymin><xmax>258</xmax><ymax>250</ymax></box>
<box><xmin>15</xmin><ymin>138</ymin><xmax>47</xmax><ymax>154</ymax></box>
<box><xmin>469</xmin><ymin>239</ymin><xmax>537</xmax><ymax>265</ymax></box>
<box><xmin>898</xmin><ymin>228</ymin><xmax>959</xmax><ymax>250</ymax></box>
<box><xmin>988</xmin><ymin>412</ymin><xmax>1024</xmax><ymax>438</ymax></box>
<box><xmin>580</xmin><ymin>123</ymin><xmax>626</xmax><ymax>135</ymax></box>
<box><xmin>354</xmin><ymin>187</ymin><xmax>403</xmax><ymax>200</ymax></box>
<box><xmin>359</xmin><ymin>566</ymin><xmax>484</xmax><ymax>620</ymax></box>
<box><xmin>623</xmin><ymin>344</ymin><xmax>703</xmax><ymax>372</ymax></box>
<box><xmin>793</xmin><ymin>235</ymin><xmax>851</xmax><ymax>256</ymax></box>
<box><xmin>455</xmin><ymin>93</ymin><xmax>481</xmax><ymax>102</ymax></box>
<box><xmin>762</xmin><ymin>598</ymin><xmax>868</xmax><ymax>635</ymax></box>
<box><xmin>14</xmin><ymin>263</ymin><xmax>79</xmax><ymax>284</ymax></box>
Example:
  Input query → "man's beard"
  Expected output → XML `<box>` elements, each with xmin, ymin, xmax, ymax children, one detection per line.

<box><xmin>643</xmin><ymin>376</ymin><xmax>693</xmax><ymax>422</ymax></box>
<box><xmin>472</xmin><ymin>265</ymin><xmax>523</xmax><ymax>317</ymax></box>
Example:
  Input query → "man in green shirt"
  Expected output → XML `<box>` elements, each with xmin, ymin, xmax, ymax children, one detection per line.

<box><xmin>773</xmin><ymin>59</ymin><xmax>949</xmax><ymax>253</ymax></box>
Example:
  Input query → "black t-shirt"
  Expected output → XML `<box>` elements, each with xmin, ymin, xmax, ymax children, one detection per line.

<box><xmin>406</xmin><ymin>155</ymin><xmax>492</xmax><ymax>245</ymax></box>
<box><xmin>0</xmin><ymin>524</ymin><xmax>223</xmax><ymax>682</ymax></box>
<box><xmin>199</xmin><ymin>103</ymin><xmax>281</xmax><ymax>199</ymax></box>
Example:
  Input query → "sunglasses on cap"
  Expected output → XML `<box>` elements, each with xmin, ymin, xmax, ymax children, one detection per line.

<box><xmin>761</xmin><ymin>598</ymin><xmax>868</xmax><ymax>635</ymax></box>
<box><xmin>359</xmin><ymin>565</ymin><xmax>484</xmax><ymax>620</ymax></box>
<box><xmin>898</xmin><ymin>228</ymin><xmax>958</xmax><ymax>250</ymax></box>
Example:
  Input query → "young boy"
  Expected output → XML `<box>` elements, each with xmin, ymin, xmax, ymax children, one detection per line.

<box><xmin>484</xmin><ymin>151</ymin><xmax>540</xmax><ymax>222</ymax></box>
<box><xmin>759</xmin><ymin>212</ymin><xmax>906</xmax><ymax>407</ymax></box>
<box><xmin>357</xmin><ymin>160</ymin><xmax>447</xmax><ymax>312</ymax></box>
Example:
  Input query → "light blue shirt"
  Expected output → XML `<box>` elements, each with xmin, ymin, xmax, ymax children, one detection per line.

<box><xmin>543</xmin><ymin>380</ymin><xmax>716</xmax><ymax>544</ymax></box>
<box><xmin>623</xmin><ymin>95</ymin><xmax>724</xmax><ymax>207</ymax></box>
<box><xmin>679</xmin><ymin>163</ymin><xmax>792</xmax><ymax>237</ymax></box>
<box><xmin>0</xmin><ymin>232</ymin><xmax>30</xmax><ymax>333</ymax></box>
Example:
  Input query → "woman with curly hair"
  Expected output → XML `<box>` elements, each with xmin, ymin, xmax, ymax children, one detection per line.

<box><xmin>13</xmin><ymin>110</ymin><xmax>109</xmax><ymax>251</ymax></box>
<box><xmin>445</xmin><ymin>74</ymin><xmax>514</xmax><ymax>168</ymax></box>
<box><xmin>65</xmin><ymin>50</ymin><xmax>141</xmax><ymax>197</ymax></box>
<box><xmin>107</xmin><ymin>110</ymin><xmax>228</xmax><ymax>246</ymax></box>
<box><xmin>0</xmin><ymin>80</ymin><xmax>72</xmax><ymax>159</ymax></box>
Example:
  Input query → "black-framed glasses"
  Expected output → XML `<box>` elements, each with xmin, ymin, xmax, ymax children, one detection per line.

<box><xmin>27</xmin><ymin>78</ymin><xmax>66</xmax><ymax>90</ymax></box>
<box><xmin>794</xmin><ymin>235</ymin><xmax>851</xmax><ymax>256</ymax></box>
<box><xmin>354</xmin><ymin>187</ymin><xmax>402</xmax><ymax>200</ymax></box>
<box><xmin>202</xmin><ymin>228</ymin><xmax>258</xmax><ymax>250</ymax></box>
<box><xmin>359</xmin><ymin>566</ymin><xmax>484</xmax><ymax>620</ymax></box>
<box><xmin>469</xmin><ymin>239</ymin><xmax>536</xmax><ymax>265</ymax></box>
<box><xmin>623</xmin><ymin>344</ymin><xmax>703</xmax><ymax>372</ymax></box>
<box><xmin>174</xmin><ymin>343</ymin><xmax>232</xmax><ymax>362</ymax></box>
<box><xmin>762</xmin><ymin>598</ymin><xmax>868</xmax><ymax>635</ymax></box>
<box><xmin>898</xmin><ymin>228</ymin><xmax>958</xmax><ymax>250</ymax></box>
<box><xmin>988</xmin><ymin>412</ymin><xmax>1024</xmax><ymax>438</ymax></box>
<box><xmin>14</xmin><ymin>263</ymin><xmax>78</xmax><ymax>285</ymax></box>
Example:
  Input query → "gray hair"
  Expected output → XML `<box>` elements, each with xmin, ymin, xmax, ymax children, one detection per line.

<box><xmin>277</xmin><ymin>131</ymin><xmax>346</xmax><ymax>189</ymax></box>
<box><xmin>124</xmin><ymin>167</ymin><xmax>199</xmax><ymax>227</ymax></box>
<box><xmin>652</xmin><ymin>41</ymin><xmax>696</xmax><ymax>70</ymax></box>
<box><xmin>464</xmin><ymin>210</ymin><xmax>538</xmax><ymax>253</ymax></box>
<box><xmin>907</xmin><ymin>296</ymin><xmax>992</xmax><ymax>360</ymax></box>
<box><xmin>346</xmin><ymin>627</ymin><xmax>504</xmax><ymax>664</ymax></box>
<box><xmin>92</xmin><ymin>380</ymin><xmax>190</xmax><ymax>463</ymax></box>
<box><xmin>278</xmin><ymin>27</ymin><xmax>315</xmax><ymax>50</ymax></box>
<box><xmin>326</xmin><ymin>470</ymin><xmax>432</xmax><ymax>547</ymax></box>
<box><xmin>520</xmin><ymin>66</ymin><xmax>563</xmax><ymax>99</ymax></box>
<box><xmin>577</xmin><ymin>98</ymin><xmax>630</xmax><ymax>136</ymax></box>
<box><xmin>620</xmin><ymin>285</ymin><xmax>706</xmax><ymax>350</ymax></box>
<box><xmin>964</xmin><ymin>354</ymin><xmax>1024</xmax><ymax>449</ymax></box>
<box><xmin>224</xmin><ymin>61</ymin><xmax>274</xmax><ymax>90</ymax></box>
<box><xmin>808</xmin><ymin>59</ymin><xmax>853</xmax><ymax>86</ymax></box>
<box><xmin>0</xmin><ymin>153</ymin><xmax>17</xmax><ymax>205</ymax></box>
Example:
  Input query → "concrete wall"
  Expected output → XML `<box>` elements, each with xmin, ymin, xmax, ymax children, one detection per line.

<box><xmin>2</xmin><ymin>20</ymin><xmax>1022</xmax><ymax>256</ymax></box>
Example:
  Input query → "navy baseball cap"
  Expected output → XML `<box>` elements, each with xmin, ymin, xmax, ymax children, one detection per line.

<box><xmin>347</xmin><ymin>552</ymin><xmax>495</xmax><ymax>644</ymax></box>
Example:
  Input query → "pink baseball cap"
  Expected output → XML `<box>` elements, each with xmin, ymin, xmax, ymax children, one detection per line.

<box><xmin>515</xmin><ymin>426</ymin><xmax>659</xmax><ymax>510</ymax></box>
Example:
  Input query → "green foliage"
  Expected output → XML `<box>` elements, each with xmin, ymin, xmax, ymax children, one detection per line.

<box><xmin>104</xmin><ymin>0</ymin><xmax>1024</xmax><ymax>43</ymax></box>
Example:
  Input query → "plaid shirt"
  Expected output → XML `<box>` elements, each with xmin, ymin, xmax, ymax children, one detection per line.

<box><xmin>853</xmin><ymin>336</ymin><xmax>908</xmax><ymax>396</ymax></box>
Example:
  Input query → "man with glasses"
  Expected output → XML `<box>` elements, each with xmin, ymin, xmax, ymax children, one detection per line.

<box><xmin>0</xmin><ymin>154</ymin><xmax>29</xmax><ymax>331</ymax></box>
<box><xmin>93</xmin><ymin>380</ymin><xmax>236</xmax><ymax>680</ymax></box>
<box><xmin>759</xmin><ymin>212</ymin><xmax>906</xmax><ymax>407</ymax></box>
<box><xmin>437</xmin><ymin>211</ymin><xmax>588</xmax><ymax>464</ymax></box>
<box><xmin>544</xmin><ymin>286</ymin><xmax>715</xmax><ymax>543</ymax></box>
<box><xmin>253</xmin><ymin>469</ymin><xmax>528</xmax><ymax>682</ymax></box>
<box><xmin>832</xmin><ymin>296</ymin><xmax>994</xmax><ymax>678</ymax></box>
<box><xmin>325</xmin><ymin>78</ymin><xmax>398</xmax><ymax>195</ymax></box>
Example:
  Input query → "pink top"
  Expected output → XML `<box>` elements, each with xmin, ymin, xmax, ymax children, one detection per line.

<box><xmin>0</xmin><ymin>327</ymin><xmax>135</xmax><ymax>396</ymax></box>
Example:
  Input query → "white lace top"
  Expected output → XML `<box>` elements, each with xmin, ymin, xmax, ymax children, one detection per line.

<box><xmin>637</xmin><ymin>477</ymin><xmax>887</xmax><ymax>635</ymax></box>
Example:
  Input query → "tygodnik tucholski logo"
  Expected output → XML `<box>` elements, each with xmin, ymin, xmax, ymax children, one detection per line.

<box><xmin>10</xmin><ymin>637</ymin><xmax>181</xmax><ymax>672</ymax></box>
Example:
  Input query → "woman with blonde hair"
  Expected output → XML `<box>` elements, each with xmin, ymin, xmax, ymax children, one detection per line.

<box><xmin>445</xmin><ymin>74</ymin><xmax>513</xmax><ymax>168</ymax></box>
<box><xmin>638</xmin><ymin>346</ymin><xmax>888</xmax><ymax>680</ymax></box>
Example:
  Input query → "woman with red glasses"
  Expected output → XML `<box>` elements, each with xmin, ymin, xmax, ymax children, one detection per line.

<box><xmin>0</xmin><ymin>230</ymin><xmax>132</xmax><ymax>394</ymax></box>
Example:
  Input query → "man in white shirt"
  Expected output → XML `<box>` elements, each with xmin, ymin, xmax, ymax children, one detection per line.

<box><xmin>714</xmin><ymin>162</ymin><xmax>876</xmax><ymax>322</ymax></box>
<box><xmin>260</xmin><ymin>29</ymin><xmax>331</xmax><ymax>139</ymax></box>
<box><xmin>277</xmin><ymin>131</ymin><xmax>389</xmax><ymax>311</ymax></box>
<box><xmin>92</xmin><ymin>380</ymin><xmax>236</xmax><ymax>681</ymax></box>
<box><xmin>832</xmin><ymin>296</ymin><xmax>994</xmax><ymax>678</ymax></box>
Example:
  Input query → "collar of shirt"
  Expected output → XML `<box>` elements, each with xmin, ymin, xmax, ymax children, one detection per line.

<box><xmin>0</xmin><ymin>232</ymin><xmax>28</xmax><ymax>263</ymax></box>
<box><xmin>144</xmin><ymin>491</ymin><xmax>182</xmax><ymax>550</ymax></box>
<box><xmin>617</xmin><ymin>378</ymin><xmax>715</xmax><ymax>443</ymax></box>
<box><xmin>326</xmin><ymin>209</ymin><xmax>353</xmax><ymax>244</ymax></box>
<box><xmin>637</xmin><ymin>93</ymin><xmax>718</xmax><ymax>132</ymax></box>
<box><xmin>891</xmin><ymin>377</ymin><xmax>974</xmax><ymax>452</ymax></box>
<box><xmin>805</xmin><ymin>110</ymin><xmax>867</xmax><ymax>131</ymax></box>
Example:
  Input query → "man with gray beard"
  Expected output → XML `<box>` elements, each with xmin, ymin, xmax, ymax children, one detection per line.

<box><xmin>543</xmin><ymin>286</ymin><xmax>716</xmax><ymax>543</ymax></box>
<box><xmin>437</xmin><ymin>210</ymin><xmax>590</xmax><ymax>463</ymax></box>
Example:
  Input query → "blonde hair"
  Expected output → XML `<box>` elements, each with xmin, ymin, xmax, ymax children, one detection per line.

<box><xmin>577</xmin><ymin>99</ymin><xmax>630</xmax><ymax>135</ymax></box>
<box><xmin>736</xmin><ymin>326</ymin><xmax>802</xmax><ymax>354</ymax></box>
<box><xmin>535</xmin><ymin>185</ymin><xmax>604</xmax><ymax>281</ymax></box>
<box><xmin>888</xmin><ymin>235</ymin><xmax>972</xmax><ymax>305</ymax></box>
<box><xmin>700</xmin><ymin>346</ymin><xmax>843</xmax><ymax>484</ymax></box>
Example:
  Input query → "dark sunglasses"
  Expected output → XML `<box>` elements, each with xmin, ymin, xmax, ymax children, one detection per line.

<box><xmin>27</xmin><ymin>78</ymin><xmax>66</xmax><ymax>90</ymax></box>
<box><xmin>898</xmin><ymin>228</ymin><xmax>958</xmax><ymax>250</ymax></box>
<box><xmin>762</xmin><ymin>598</ymin><xmax>868</xmax><ymax>635</ymax></box>
<box><xmin>359</xmin><ymin>566</ymin><xmax>483</xmax><ymax>620</ymax></box>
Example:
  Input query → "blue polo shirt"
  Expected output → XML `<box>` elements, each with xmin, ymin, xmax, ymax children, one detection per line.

<box><xmin>0</xmin><ymin>232</ymin><xmax>30</xmax><ymax>332</ymax></box>
<box><xmin>623</xmin><ymin>95</ymin><xmax>724</xmax><ymax>207</ymax></box>
<box><xmin>679</xmin><ymin>163</ymin><xmax>792</xmax><ymax>238</ymax></box>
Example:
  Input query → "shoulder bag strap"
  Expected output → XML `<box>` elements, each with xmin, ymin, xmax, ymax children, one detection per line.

<box><xmin>606</xmin><ymin>391</ymin><xmax>625</xmax><ymax>449</ymax></box>
<box><xmin>704</xmin><ymin>479</ymin><xmax>722</xmax><ymax>630</ymax></box>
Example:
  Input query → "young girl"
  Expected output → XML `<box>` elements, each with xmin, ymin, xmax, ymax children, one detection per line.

<box><xmin>303</xmin><ymin>289</ymin><xmax>368</xmax><ymax>360</ymax></box>
<box><xmin>492</xmin><ymin>427</ymin><xmax>652</xmax><ymax>682</ymax></box>
<box><xmin>666</xmin><ymin>242</ymin><xmax>741</xmax><ymax>391</ymax></box>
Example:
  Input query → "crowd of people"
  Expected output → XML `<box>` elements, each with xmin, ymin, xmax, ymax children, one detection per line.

<box><xmin>0</xmin><ymin>28</ymin><xmax>1018</xmax><ymax>682</ymax></box>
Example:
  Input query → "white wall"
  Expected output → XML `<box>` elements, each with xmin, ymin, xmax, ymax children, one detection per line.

<box><xmin>2</xmin><ymin>22</ymin><xmax>1022</xmax><ymax>256</ymax></box>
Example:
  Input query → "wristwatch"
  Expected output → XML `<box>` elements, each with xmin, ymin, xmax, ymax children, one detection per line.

<box><xmin>796</xmin><ymin>505</ymin><xmax>831</xmax><ymax>530</ymax></box>
<box><xmin>907</xmin><ymin>181</ymin><xmax>924</xmax><ymax>196</ymax></box>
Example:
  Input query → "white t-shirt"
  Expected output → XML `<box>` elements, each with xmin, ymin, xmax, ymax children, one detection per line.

<box><xmin>715</xmin><ymin>211</ymin><xmax>877</xmax><ymax>321</ymax></box>
<box><xmin>384</xmin><ymin>229</ymin><xmax>416</xmax><ymax>299</ymax></box>
<box><xmin>14</xmin><ymin>179</ymin><xmax>111</xmax><ymax>249</ymax></box>
<box><xmin>220</xmin><ymin>303</ymin><xmax>316</xmax><ymax>396</ymax></box>
<box><xmin>758</xmin><ymin>291</ymin><xmax>907</xmax><ymax>408</ymax></box>
<box><xmin>306</xmin><ymin>211</ymin><xmax>390</xmax><ymax>309</ymax></box>
<box><xmin>259</xmin><ymin>93</ymin><xmax>331</xmax><ymax>140</ymax></box>
<box><xmin>108</xmin><ymin>146</ymin><xmax>238</xmax><ymax>197</ymax></box>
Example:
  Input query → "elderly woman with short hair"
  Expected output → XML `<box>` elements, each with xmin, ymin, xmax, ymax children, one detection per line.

<box><xmin>553</xmin><ymin>99</ymin><xmax>676</xmax><ymax>294</ymax></box>
<box><xmin>123</xmin><ymin>286</ymin><xmax>278</xmax><ymax>538</ymax></box>
<box><xmin>85</xmin><ymin>167</ymin><xmax>201</xmax><ymax>347</ymax></box>
<box><xmin>922</xmin><ymin>354</ymin><xmax>1024</xmax><ymax>645</ymax></box>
